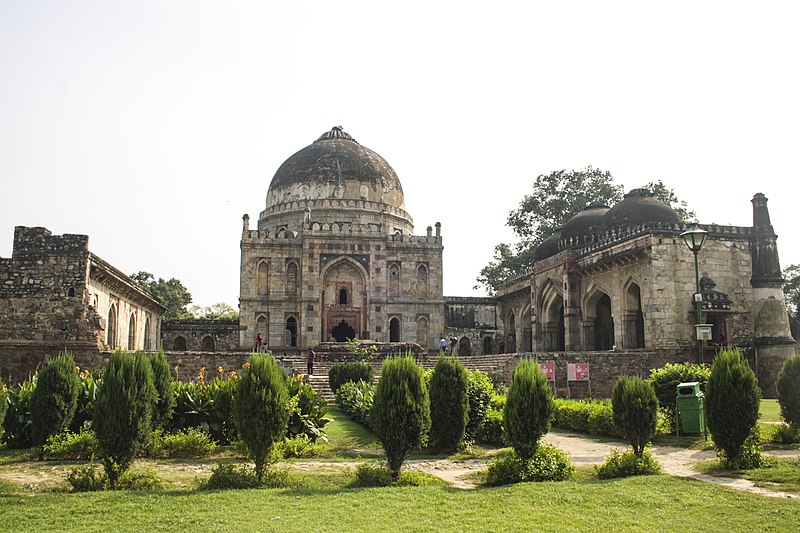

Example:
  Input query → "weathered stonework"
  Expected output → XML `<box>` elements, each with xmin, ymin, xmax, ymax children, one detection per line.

<box><xmin>162</xmin><ymin>319</ymin><xmax>241</xmax><ymax>352</ymax></box>
<box><xmin>0</xmin><ymin>226</ymin><xmax>165</xmax><ymax>382</ymax></box>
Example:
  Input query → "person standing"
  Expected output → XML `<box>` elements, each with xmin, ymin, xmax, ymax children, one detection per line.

<box><xmin>307</xmin><ymin>349</ymin><xmax>315</xmax><ymax>375</ymax></box>
<box><xmin>255</xmin><ymin>334</ymin><xmax>263</xmax><ymax>352</ymax></box>
<box><xmin>449</xmin><ymin>336</ymin><xmax>457</xmax><ymax>355</ymax></box>
<box><xmin>439</xmin><ymin>336</ymin><xmax>448</xmax><ymax>354</ymax></box>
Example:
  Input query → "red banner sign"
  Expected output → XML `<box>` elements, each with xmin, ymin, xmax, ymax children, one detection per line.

<box><xmin>539</xmin><ymin>363</ymin><xmax>555</xmax><ymax>382</ymax></box>
<box><xmin>567</xmin><ymin>363</ymin><xmax>590</xmax><ymax>381</ymax></box>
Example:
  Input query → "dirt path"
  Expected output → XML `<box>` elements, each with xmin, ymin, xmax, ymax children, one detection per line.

<box><xmin>405</xmin><ymin>431</ymin><xmax>800</xmax><ymax>497</ymax></box>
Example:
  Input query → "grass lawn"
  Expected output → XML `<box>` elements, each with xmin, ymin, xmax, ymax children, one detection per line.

<box><xmin>2</xmin><ymin>475</ymin><xmax>799</xmax><ymax>532</ymax></box>
<box><xmin>760</xmin><ymin>399</ymin><xmax>782</xmax><ymax>423</ymax></box>
<box><xmin>697</xmin><ymin>457</ymin><xmax>800</xmax><ymax>496</ymax></box>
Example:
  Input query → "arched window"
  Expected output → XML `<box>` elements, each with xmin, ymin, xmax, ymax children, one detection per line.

<box><xmin>106</xmin><ymin>304</ymin><xmax>117</xmax><ymax>348</ymax></box>
<box><xmin>416</xmin><ymin>317</ymin><xmax>429</xmax><ymax>346</ymax></box>
<box><xmin>285</xmin><ymin>316</ymin><xmax>297</xmax><ymax>347</ymax></box>
<box><xmin>67</xmin><ymin>287</ymin><xmax>76</xmax><ymax>297</ymax></box>
<box><xmin>173</xmin><ymin>336</ymin><xmax>187</xmax><ymax>351</ymax></box>
<box><xmin>286</xmin><ymin>262</ymin><xmax>299</xmax><ymax>297</ymax></box>
<box><xmin>389</xmin><ymin>263</ymin><xmax>401</xmax><ymax>297</ymax></box>
<box><xmin>594</xmin><ymin>294</ymin><xmax>614</xmax><ymax>350</ymax></box>
<box><xmin>143</xmin><ymin>317</ymin><xmax>152</xmax><ymax>351</ymax></box>
<box><xmin>417</xmin><ymin>264</ymin><xmax>428</xmax><ymax>296</ymax></box>
<box><xmin>389</xmin><ymin>317</ymin><xmax>401</xmax><ymax>342</ymax></box>
<box><xmin>128</xmin><ymin>314</ymin><xmax>136</xmax><ymax>350</ymax></box>
<box><xmin>257</xmin><ymin>261</ymin><xmax>269</xmax><ymax>297</ymax></box>
<box><xmin>338</xmin><ymin>288</ymin><xmax>349</xmax><ymax>305</ymax></box>
<box><xmin>201</xmin><ymin>335</ymin><xmax>216</xmax><ymax>351</ymax></box>
<box><xmin>624</xmin><ymin>283</ymin><xmax>645</xmax><ymax>349</ymax></box>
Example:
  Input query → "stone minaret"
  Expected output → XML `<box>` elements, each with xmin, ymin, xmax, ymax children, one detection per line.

<box><xmin>750</xmin><ymin>193</ymin><xmax>796</xmax><ymax>397</ymax></box>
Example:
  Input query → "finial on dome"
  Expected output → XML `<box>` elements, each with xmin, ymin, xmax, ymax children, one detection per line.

<box><xmin>316</xmin><ymin>126</ymin><xmax>358</xmax><ymax>143</ymax></box>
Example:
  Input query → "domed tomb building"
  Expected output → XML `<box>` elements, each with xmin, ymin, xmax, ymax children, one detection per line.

<box><xmin>239</xmin><ymin>127</ymin><xmax>445</xmax><ymax>351</ymax></box>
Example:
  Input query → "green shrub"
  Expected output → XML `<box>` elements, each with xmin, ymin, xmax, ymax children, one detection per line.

<box><xmin>0</xmin><ymin>378</ymin><xmax>8</xmax><ymax>441</ymax></box>
<box><xmin>465</xmin><ymin>370</ymin><xmax>493</xmax><ymax>445</ymax></box>
<box><xmin>93</xmin><ymin>351</ymin><xmax>157</xmax><ymax>488</ymax></box>
<box><xmin>69</xmin><ymin>368</ymin><xmax>100</xmax><ymax>433</ymax></box>
<box><xmin>286</xmin><ymin>377</ymin><xmax>331</xmax><ymax>442</ymax></box>
<box><xmin>29</xmin><ymin>351</ymin><xmax>81</xmax><ymax>455</ymax></box>
<box><xmin>484</xmin><ymin>446</ymin><xmax>573</xmax><ymax>486</ymax></box>
<box><xmin>777</xmin><ymin>354</ymin><xmax>800</xmax><ymax>429</ymax></box>
<box><xmin>729</xmin><ymin>428</ymin><xmax>772</xmax><ymax>470</ymax></box>
<box><xmin>595</xmin><ymin>448</ymin><xmax>662</xmax><ymax>479</ymax></box>
<box><xmin>649</xmin><ymin>362</ymin><xmax>710</xmax><ymax>433</ymax></box>
<box><xmin>476</xmin><ymin>407</ymin><xmax>505</xmax><ymax>445</ymax></box>
<box><xmin>335</xmin><ymin>379</ymin><xmax>375</xmax><ymax>427</ymax></box>
<box><xmin>329</xmin><ymin>362</ymin><xmax>374</xmax><ymax>393</ymax></box>
<box><xmin>202</xmin><ymin>463</ymin><xmax>260</xmax><ymax>490</ymax></box>
<box><xmin>169</xmin><ymin>378</ymin><xmax>237</xmax><ymax>445</ymax></box>
<box><xmin>370</xmin><ymin>355</ymin><xmax>430</xmax><ymax>479</ymax></box>
<box><xmin>278</xmin><ymin>434</ymin><xmax>323</xmax><ymax>458</ymax></box>
<box><xmin>551</xmin><ymin>399</ymin><xmax>623</xmax><ymax>438</ymax></box>
<box><xmin>706</xmin><ymin>348</ymin><xmax>762</xmax><ymax>467</ymax></box>
<box><xmin>504</xmin><ymin>358</ymin><xmax>553</xmax><ymax>461</ymax></box>
<box><xmin>428</xmin><ymin>356</ymin><xmax>469</xmax><ymax>452</ymax></box>
<box><xmin>771</xmin><ymin>423</ymin><xmax>799</xmax><ymax>444</ymax></box>
<box><xmin>116</xmin><ymin>468</ymin><xmax>164</xmax><ymax>491</ymax></box>
<box><xmin>149</xmin><ymin>351</ymin><xmax>175</xmax><ymax>430</ymax></box>
<box><xmin>234</xmin><ymin>354</ymin><xmax>290</xmax><ymax>482</ymax></box>
<box><xmin>352</xmin><ymin>462</ymin><xmax>394</xmax><ymax>487</ymax></box>
<box><xmin>160</xmin><ymin>428</ymin><xmax>217</xmax><ymax>458</ymax></box>
<box><xmin>66</xmin><ymin>462</ymin><xmax>107</xmax><ymax>492</ymax></box>
<box><xmin>1</xmin><ymin>378</ymin><xmax>35</xmax><ymax>449</ymax></box>
<box><xmin>587</xmin><ymin>404</ymin><xmax>619</xmax><ymax>437</ymax></box>
<box><xmin>43</xmin><ymin>430</ymin><xmax>99</xmax><ymax>460</ymax></box>
<box><xmin>612</xmin><ymin>376</ymin><xmax>658</xmax><ymax>457</ymax></box>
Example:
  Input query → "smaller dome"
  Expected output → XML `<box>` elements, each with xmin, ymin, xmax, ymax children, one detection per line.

<box><xmin>560</xmin><ymin>205</ymin><xmax>610</xmax><ymax>244</ymax></box>
<box><xmin>603</xmin><ymin>188</ymin><xmax>679</xmax><ymax>229</ymax></box>
<box><xmin>534</xmin><ymin>230</ymin><xmax>562</xmax><ymax>261</ymax></box>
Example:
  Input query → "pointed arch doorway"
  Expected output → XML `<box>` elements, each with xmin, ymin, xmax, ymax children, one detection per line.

<box><xmin>331</xmin><ymin>319</ymin><xmax>356</xmax><ymax>342</ymax></box>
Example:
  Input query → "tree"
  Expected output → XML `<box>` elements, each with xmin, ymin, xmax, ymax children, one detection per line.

<box><xmin>706</xmin><ymin>348</ymin><xmax>761</xmax><ymax>466</ymax></box>
<box><xmin>784</xmin><ymin>264</ymin><xmax>800</xmax><ymax>340</ymax></box>
<box><xmin>188</xmin><ymin>302</ymin><xmax>239</xmax><ymax>320</ymax></box>
<box><xmin>233</xmin><ymin>354</ymin><xmax>290</xmax><ymax>482</ymax></box>
<box><xmin>428</xmin><ymin>356</ymin><xmax>469</xmax><ymax>452</ymax></box>
<box><xmin>94</xmin><ymin>351</ymin><xmax>157</xmax><ymax>488</ymax></box>
<box><xmin>29</xmin><ymin>351</ymin><xmax>80</xmax><ymax>458</ymax></box>
<box><xmin>130</xmin><ymin>271</ymin><xmax>193</xmax><ymax>320</ymax></box>
<box><xmin>149</xmin><ymin>351</ymin><xmax>175</xmax><ymax>430</ymax></box>
<box><xmin>611</xmin><ymin>376</ymin><xmax>658</xmax><ymax>457</ymax></box>
<box><xmin>503</xmin><ymin>358</ymin><xmax>553</xmax><ymax>461</ymax></box>
<box><xmin>777</xmin><ymin>354</ymin><xmax>800</xmax><ymax>429</ymax></box>
<box><xmin>476</xmin><ymin>168</ymin><xmax>694</xmax><ymax>293</ymax></box>
<box><xmin>370</xmin><ymin>355</ymin><xmax>430</xmax><ymax>479</ymax></box>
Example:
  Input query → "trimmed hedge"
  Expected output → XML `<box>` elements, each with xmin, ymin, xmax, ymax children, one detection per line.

<box><xmin>649</xmin><ymin>362</ymin><xmax>710</xmax><ymax>433</ymax></box>
<box><xmin>329</xmin><ymin>362</ymin><xmax>374</xmax><ymax>393</ymax></box>
<box><xmin>551</xmin><ymin>399</ymin><xmax>622</xmax><ymax>438</ymax></box>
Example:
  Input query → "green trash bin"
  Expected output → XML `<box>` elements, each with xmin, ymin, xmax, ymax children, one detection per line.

<box><xmin>675</xmin><ymin>381</ymin><xmax>706</xmax><ymax>436</ymax></box>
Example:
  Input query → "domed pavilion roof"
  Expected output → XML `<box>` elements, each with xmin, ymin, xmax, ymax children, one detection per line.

<box><xmin>266</xmin><ymin>126</ymin><xmax>405</xmax><ymax>210</ymax></box>
<box><xmin>561</xmin><ymin>205</ymin><xmax>610</xmax><ymax>244</ymax></box>
<box><xmin>603</xmin><ymin>188</ymin><xmax>679</xmax><ymax>229</ymax></box>
<box><xmin>534</xmin><ymin>230</ymin><xmax>562</xmax><ymax>261</ymax></box>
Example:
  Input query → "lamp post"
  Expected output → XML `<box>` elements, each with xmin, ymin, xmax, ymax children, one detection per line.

<box><xmin>680</xmin><ymin>225</ymin><xmax>708</xmax><ymax>364</ymax></box>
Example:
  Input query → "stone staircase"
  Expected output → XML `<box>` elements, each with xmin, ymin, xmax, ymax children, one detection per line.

<box><xmin>280</xmin><ymin>345</ymin><xmax>519</xmax><ymax>403</ymax></box>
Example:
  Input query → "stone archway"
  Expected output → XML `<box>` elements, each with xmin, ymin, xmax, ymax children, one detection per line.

<box><xmin>332</xmin><ymin>319</ymin><xmax>356</xmax><ymax>342</ymax></box>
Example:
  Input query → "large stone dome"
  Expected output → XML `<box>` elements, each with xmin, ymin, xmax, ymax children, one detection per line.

<box><xmin>561</xmin><ymin>205</ymin><xmax>609</xmax><ymax>244</ymax></box>
<box><xmin>266</xmin><ymin>127</ymin><xmax>405</xmax><ymax>210</ymax></box>
<box><xmin>603</xmin><ymin>188</ymin><xmax>679</xmax><ymax>229</ymax></box>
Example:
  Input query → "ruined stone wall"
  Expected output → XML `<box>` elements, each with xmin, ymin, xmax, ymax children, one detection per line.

<box><xmin>162</xmin><ymin>320</ymin><xmax>241</xmax><ymax>352</ymax></box>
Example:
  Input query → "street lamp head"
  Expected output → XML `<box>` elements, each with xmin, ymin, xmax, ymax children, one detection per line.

<box><xmin>680</xmin><ymin>225</ymin><xmax>708</xmax><ymax>253</ymax></box>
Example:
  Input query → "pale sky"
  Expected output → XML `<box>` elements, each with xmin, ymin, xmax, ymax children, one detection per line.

<box><xmin>1</xmin><ymin>1</ymin><xmax>798</xmax><ymax>308</ymax></box>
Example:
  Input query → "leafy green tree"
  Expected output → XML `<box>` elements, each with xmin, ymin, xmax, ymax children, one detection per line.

<box><xmin>428</xmin><ymin>356</ymin><xmax>469</xmax><ymax>452</ymax></box>
<box><xmin>130</xmin><ymin>271</ymin><xmax>193</xmax><ymax>320</ymax></box>
<box><xmin>611</xmin><ymin>376</ymin><xmax>658</xmax><ymax>457</ymax></box>
<box><xmin>149</xmin><ymin>351</ymin><xmax>175</xmax><ymax>430</ymax></box>
<box><xmin>476</xmin><ymin>169</ymin><xmax>694</xmax><ymax>293</ymax></box>
<box><xmin>234</xmin><ymin>354</ymin><xmax>290</xmax><ymax>482</ymax></box>
<box><xmin>29</xmin><ymin>351</ymin><xmax>80</xmax><ymax>458</ymax></box>
<box><xmin>504</xmin><ymin>358</ymin><xmax>553</xmax><ymax>461</ymax></box>
<box><xmin>648</xmin><ymin>362</ymin><xmax>710</xmax><ymax>434</ymax></box>
<box><xmin>188</xmin><ymin>302</ymin><xmax>239</xmax><ymax>320</ymax></box>
<box><xmin>783</xmin><ymin>264</ymin><xmax>800</xmax><ymax>340</ymax></box>
<box><xmin>706</xmin><ymin>348</ymin><xmax>761</xmax><ymax>466</ymax></box>
<box><xmin>370</xmin><ymin>355</ymin><xmax>430</xmax><ymax>479</ymax></box>
<box><xmin>94</xmin><ymin>351</ymin><xmax>157</xmax><ymax>488</ymax></box>
<box><xmin>777</xmin><ymin>354</ymin><xmax>800</xmax><ymax>429</ymax></box>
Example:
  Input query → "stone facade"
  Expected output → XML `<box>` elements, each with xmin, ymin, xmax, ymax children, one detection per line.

<box><xmin>0</xmin><ymin>226</ymin><xmax>165</xmax><ymax>382</ymax></box>
<box><xmin>496</xmin><ymin>191</ymin><xmax>795</xmax><ymax>396</ymax></box>
<box><xmin>444</xmin><ymin>297</ymin><xmax>502</xmax><ymax>355</ymax></box>
<box><xmin>239</xmin><ymin>127</ymin><xmax>447</xmax><ymax>354</ymax></box>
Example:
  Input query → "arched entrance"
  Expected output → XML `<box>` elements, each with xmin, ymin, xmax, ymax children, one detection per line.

<box><xmin>594</xmin><ymin>294</ymin><xmax>614</xmax><ymax>350</ymax></box>
<box><xmin>458</xmin><ymin>336</ymin><xmax>471</xmax><ymax>356</ymax></box>
<box><xmin>389</xmin><ymin>317</ymin><xmax>401</xmax><ymax>342</ymax></box>
<box><xmin>107</xmin><ymin>304</ymin><xmax>117</xmax><ymax>349</ymax></box>
<box><xmin>332</xmin><ymin>320</ymin><xmax>356</xmax><ymax>342</ymax></box>
<box><xmin>483</xmin><ymin>336</ymin><xmax>493</xmax><ymax>355</ymax></box>
<box><xmin>286</xmin><ymin>316</ymin><xmax>298</xmax><ymax>347</ymax></box>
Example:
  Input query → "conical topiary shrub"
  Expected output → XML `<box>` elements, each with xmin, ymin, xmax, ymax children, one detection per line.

<box><xmin>29</xmin><ymin>351</ymin><xmax>81</xmax><ymax>457</ymax></box>
<box><xmin>503</xmin><ymin>358</ymin><xmax>553</xmax><ymax>461</ymax></box>
<box><xmin>429</xmin><ymin>355</ymin><xmax>469</xmax><ymax>452</ymax></box>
